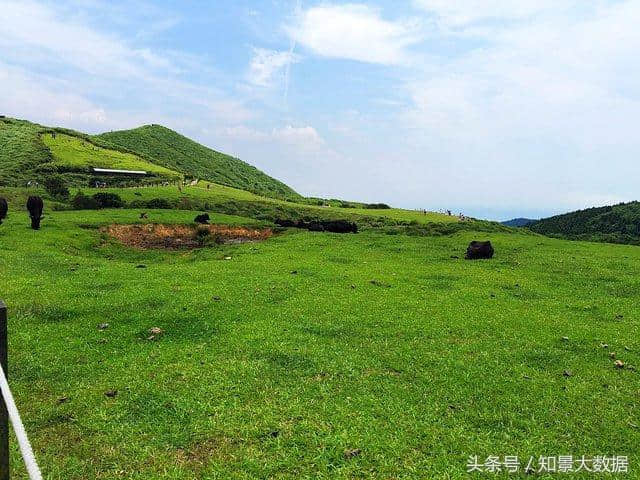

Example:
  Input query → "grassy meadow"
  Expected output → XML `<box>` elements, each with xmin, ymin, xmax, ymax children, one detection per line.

<box><xmin>0</xmin><ymin>207</ymin><xmax>638</xmax><ymax>478</ymax></box>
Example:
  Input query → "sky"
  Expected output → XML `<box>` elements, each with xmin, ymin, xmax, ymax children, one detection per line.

<box><xmin>1</xmin><ymin>0</ymin><xmax>639</xmax><ymax>220</ymax></box>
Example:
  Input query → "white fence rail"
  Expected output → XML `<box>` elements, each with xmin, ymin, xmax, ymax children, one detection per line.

<box><xmin>0</xmin><ymin>301</ymin><xmax>43</xmax><ymax>480</ymax></box>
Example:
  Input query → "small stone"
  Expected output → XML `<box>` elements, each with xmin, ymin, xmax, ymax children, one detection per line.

<box><xmin>614</xmin><ymin>360</ymin><xmax>625</xmax><ymax>369</ymax></box>
<box><xmin>600</xmin><ymin>343</ymin><xmax>609</xmax><ymax>349</ymax></box>
<box><xmin>224</xmin><ymin>256</ymin><xmax>232</xmax><ymax>260</ymax></box>
<box><xmin>291</xmin><ymin>270</ymin><xmax>298</xmax><ymax>274</ymax></box>
<box><xmin>624</xmin><ymin>346</ymin><xmax>631</xmax><ymax>351</ymax></box>
<box><xmin>98</xmin><ymin>323</ymin><xmax>109</xmax><ymax>330</ymax></box>
<box><xmin>562</xmin><ymin>370</ymin><xmax>572</xmax><ymax>377</ymax></box>
<box><xmin>344</xmin><ymin>448</ymin><xmax>362</xmax><ymax>459</ymax></box>
<box><xmin>615</xmin><ymin>314</ymin><xmax>624</xmax><ymax>320</ymax></box>
<box><xmin>104</xmin><ymin>390</ymin><xmax>118</xmax><ymax>398</ymax></box>
<box><xmin>136</xmin><ymin>264</ymin><xmax>147</xmax><ymax>269</ymax></box>
<box><xmin>609</xmin><ymin>352</ymin><xmax>616</xmax><ymax>359</ymax></box>
<box><xmin>212</xmin><ymin>296</ymin><xmax>221</xmax><ymax>301</ymax></box>
<box><xmin>561</xmin><ymin>336</ymin><xmax>569</xmax><ymax>342</ymax></box>
<box><xmin>57</xmin><ymin>396</ymin><xmax>69</xmax><ymax>404</ymax></box>
<box><xmin>350</xmin><ymin>284</ymin><xmax>356</xmax><ymax>289</ymax></box>
<box><xmin>147</xmin><ymin>327</ymin><xmax>164</xmax><ymax>341</ymax></box>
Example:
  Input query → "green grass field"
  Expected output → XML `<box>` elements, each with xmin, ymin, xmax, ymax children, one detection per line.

<box><xmin>1</xmin><ymin>208</ymin><xmax>638</xmax><ymax>478</ymax></box>
<box><xmin>41</xmin><ymin>134</ymin><xmax>181</xmax><ymax>179</ymax></box>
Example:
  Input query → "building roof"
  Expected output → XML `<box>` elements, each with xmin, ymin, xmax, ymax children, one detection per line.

<box><xmin>91</xmin><ymin>168</ymin><xmax>147</xmax><ymax>175</ymax></box>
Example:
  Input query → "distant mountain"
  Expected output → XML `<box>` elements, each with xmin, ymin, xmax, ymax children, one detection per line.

<box><xmin>502</xmin><ymin>218</ymin><xmax>536</xmax><ymax>227</ymax></box>
<box><xmin>529</xmin><ymin>201</ymin><xmax>640</xmax><ymax>245</ymax></box>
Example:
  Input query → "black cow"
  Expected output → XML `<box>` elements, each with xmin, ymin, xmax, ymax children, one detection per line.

<box><xmin>465</xmin><ymin>241</ymin><xmax>494</xmax><ymax>260</ymax></box>
<box><xmin>27</xmin><ymin>196</ymin><xmax>44</xmax><ymax>230</ymax></box>
<box><xmin>0</xmin><ymin>198</ymin><xmax>7</xmax><ymax>225</ymax></box>
<box><xmin>194</xmin><ymin>213</ymin><xmax>210</xmax><ymax>224</ymax></box>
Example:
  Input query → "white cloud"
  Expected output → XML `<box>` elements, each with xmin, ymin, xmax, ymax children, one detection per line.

<box><xmin>413</xmin><ymin>0</ymin><xmax>576</xmax><ymax>27</ymax></box>
<box><xmin>247</xmin><ymin>48</ymin><xmax>299</xmax><ymax>87</ymax></box>
<box><xmin>0</xmin><ymin>0</ymin><xmax>252</xmax><ymax>132</ymax></box>
<box><xmin>287</xmin><ymin>4</ymin><xmax>422</xmax><ymax>65</ymax></box>
<box><xmin>218</xmin><ymin>124</ymin><xmax>325</xmax><ymax>150</ymax></box>
<box><xmin>395</xmin><ymin>0</ymin><xmax>640</xmax><ymax>214</ymax></box>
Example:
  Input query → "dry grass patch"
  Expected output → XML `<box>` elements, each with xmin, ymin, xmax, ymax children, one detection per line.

<box><xmin>102</xmin><ymin>223</ymin><xmax>273</xmax><ymax>249</ymax></box>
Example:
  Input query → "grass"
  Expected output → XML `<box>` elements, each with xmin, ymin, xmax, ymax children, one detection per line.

<box><xmin>1</xmin><ymin>208</ymin><xmax>638</xmax><ymax>478</ymax></box>
<box><xmin>40</xmin><ymin>134</ymin><xmax>181</xmax><ymax>180</ymax></box>
<box><xmin>81</xmin><ymin>184</ymin><xmax>460</xmax><ymax>226</ymax></box>
<box><xmin>96</xmin><ymin>125</ymin><xmax>300</xmax><ymax>200</ymax></box>
<box><xmin>0</xmin><ymin>118</ymin><xmax>52</xmax><ymax>186</ymax></box>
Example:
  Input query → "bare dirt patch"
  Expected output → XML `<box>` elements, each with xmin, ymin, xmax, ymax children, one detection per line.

<box><xmin>102</xmin><ymin>223</ymin><xmax>273</xmax><ymax>249</ymax></box>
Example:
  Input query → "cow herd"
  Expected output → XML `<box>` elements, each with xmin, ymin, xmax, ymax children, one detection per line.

<box><xmin>0</xmin><ymin>196</ymin><xmax>44</xmax><ymax>230</ymax></box>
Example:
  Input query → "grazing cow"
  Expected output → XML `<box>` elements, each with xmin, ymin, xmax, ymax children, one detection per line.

<box><xmin>465</xmin><ymin>241</ymin><xmax>494</xmax><ymax>260</ymax></box>
<box><xmin>194</xmin><ymin>213</ymin><xmax>210</xmax><ymax>224</ymax></box>
<box><xmin>0</xmin><ymin>198</ymin><xmax>7</xmax><ymax>225</ymax></box>
<box><xmin>27</xmin><ymin>196</ymin><xmax>44</xmax><ymax>230</ymax></box>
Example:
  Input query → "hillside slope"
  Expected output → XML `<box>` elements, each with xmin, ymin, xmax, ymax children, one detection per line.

<box><xmin>96</xmin><ymin>125</ymin><xmax>299</xmax><ymax>199</ymax></box>
<box><xmin>530</xmin><ymin>201</ymin><xmax>640</xmax><ymax>244</ymax></box>
<box><xmin>0</xmin><ymin>118</ymin><xmax>53</xmax><ymax>185</ymax></box>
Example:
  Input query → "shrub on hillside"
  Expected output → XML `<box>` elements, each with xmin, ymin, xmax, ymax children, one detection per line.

<box><xmin>365</xmin><ymin>203</ymin><xmax>391</xmax><ymax>209</ymax></box>
<box><xmin>92</xmin><ymin>192</ymin><xmax>124</xmax><ymax>209</ymax></box>
<box><xmin>145</xmin><ymin>198</ymin><xmax>173</xmax><ymax>209</ymax></box>
<box><xmin>43</xmin><ymin>175</ymin><xmax>70</xmax><ymax>200</ymax></box>
<box><xmin>71</xmin><ymin>191</ymin><xmax>99</xmax><ymax>210</ymax></box>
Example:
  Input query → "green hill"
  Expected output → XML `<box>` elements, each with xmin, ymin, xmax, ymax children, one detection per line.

<box><xmin>0</xmin><ymin>117</ymin><xmax>299</xmax><ymax>199</ymax></box>
<box><xmin>96</xmin><ymin>125</ymin><xmax>299</xmax><ymax>199</ymax></box>
<box><xmin>0</xmin><ymin>118</ymin><xmax>53</xmax><ymax>186</ymax></box>
<box><xmin>41</xmin><ymin>133</ymin><xmax>181</xmax><ymax>180</ymax></box>
<box><xmin>529</xmin><ymin>201</ymin><xmax>640</xmax><ymax>244</ymax></box>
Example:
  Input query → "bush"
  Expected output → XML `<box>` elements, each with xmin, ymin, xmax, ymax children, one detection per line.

<box><xmin>92</xmin><ymin>192</ymin><xmax>124</xmax><ymax>209</ymax></box>
<box><xmin>365</xmin><ymin>203</ymin><xmax>391</xmax><ymax>209</ymax></box>
<box><xmin>145</xmin><ymin>198</ymin><xmax>173</xmax><ymax>209</ymax></box>
<box><xmin>43</xmin><ymin>175</ymin><xmax>70</xmax><ymax>200</ymax></box>
<box><xmin>71</xmin><ymin>191</ymin><xmax>99</xmax><ymax>210</ymax></box>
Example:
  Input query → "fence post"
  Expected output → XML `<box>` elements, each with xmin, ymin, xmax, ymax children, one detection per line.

<box><xmin>0</xmin><ymin>301</ymin><xmax>7</xmax><ymax>480</ymax></box>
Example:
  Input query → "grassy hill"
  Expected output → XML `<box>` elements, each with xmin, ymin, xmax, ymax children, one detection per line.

<box><xmin>41</xmin><ymin>133</ymin><xmax>181</xmax><ymax>180</ymax></box>
<box><xmin>0</xmin><ymin>118</ymin><xmax>53</xmax><ymax>186</ymax></box>
<box><xmin>529</xmin><ymin>201</ymin><xmax>640</xmax><ymax>245</ymax></box>
<box><xmin>96</xmin><ymin>125</ymin><xmax>299</xmax><ymax>200</ymax></box>
<box><xmin>0</xmin><ymin>117</ymin><xmax>299</xmax><ymax>200</ymax></box>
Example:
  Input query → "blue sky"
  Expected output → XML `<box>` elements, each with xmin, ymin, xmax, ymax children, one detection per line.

<box><xmin>1</xmin><ymin>0</ymin><xmax>639</xmax><ymax>220</ymax></box>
